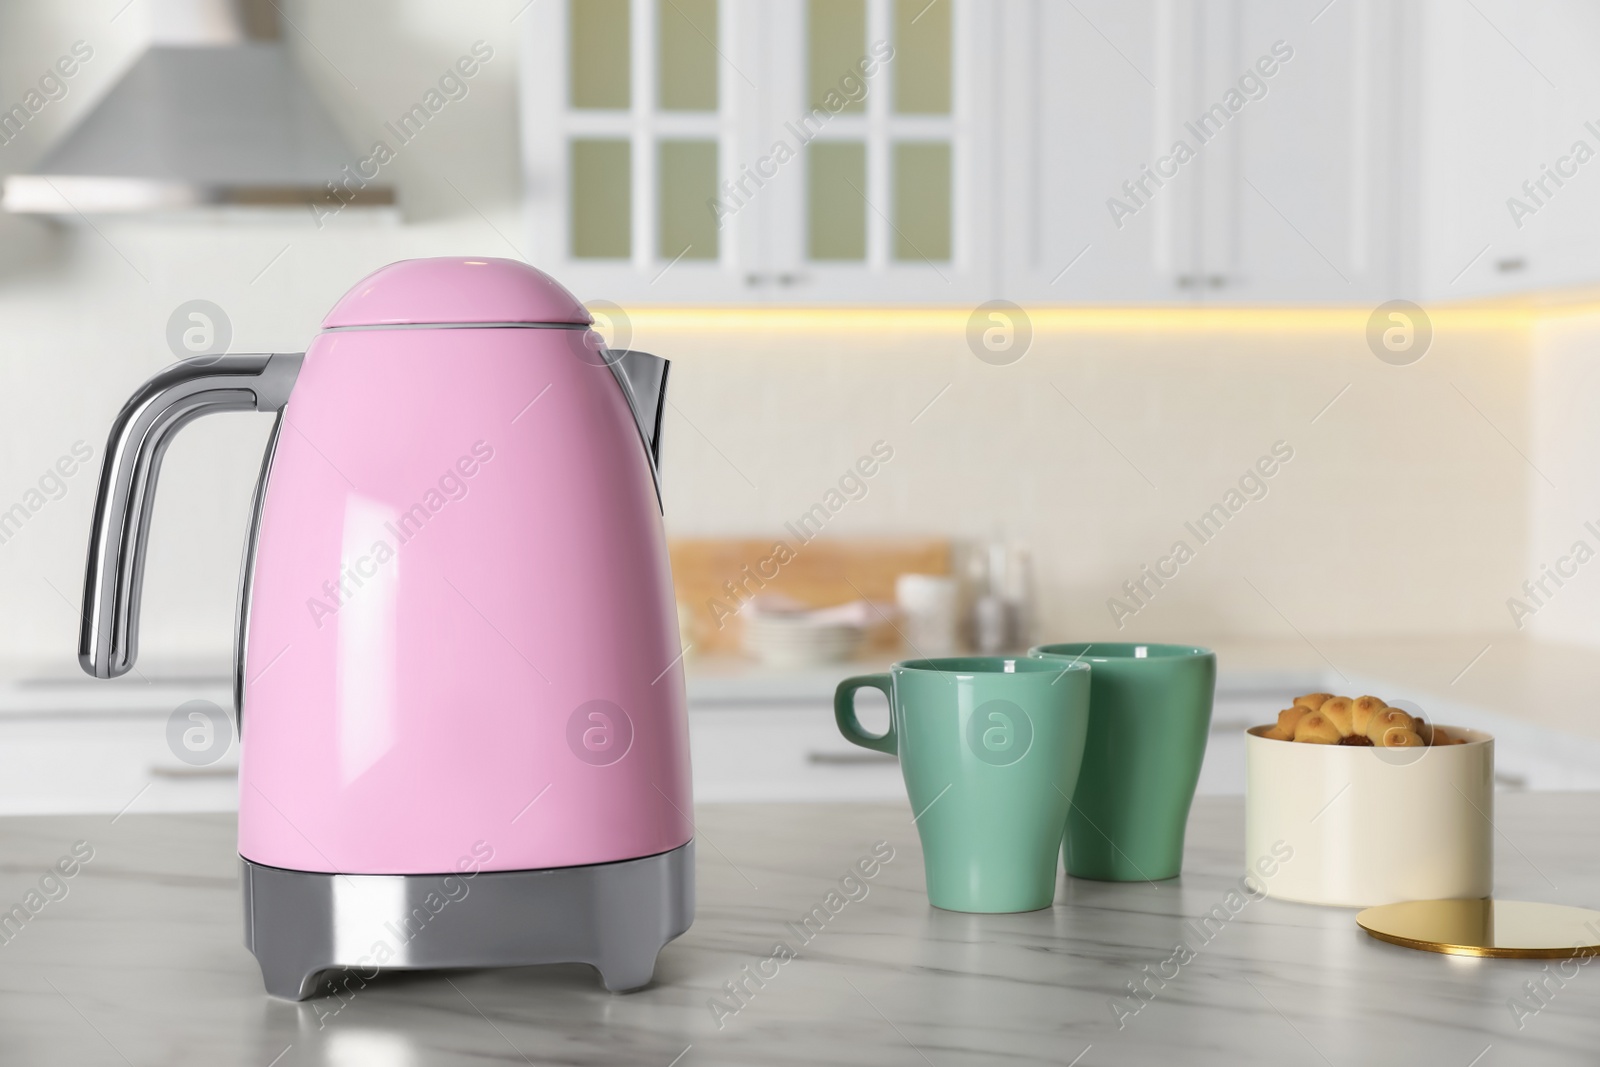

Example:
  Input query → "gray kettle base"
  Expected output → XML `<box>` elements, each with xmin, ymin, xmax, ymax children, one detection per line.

<box><xmin>241</xmin><ymin>840</ymin><xmax>694</xmax><ymax>1000</ymax></box>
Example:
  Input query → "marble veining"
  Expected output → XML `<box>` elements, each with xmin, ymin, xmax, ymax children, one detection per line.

<box><xmin>0</xmin><ymin>796</ymin><xmax>1598</xmax><ymax>1065</ymax></box>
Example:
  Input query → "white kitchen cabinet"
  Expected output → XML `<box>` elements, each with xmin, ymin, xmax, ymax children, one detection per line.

<box><xmin>1410</xmin><ymin>0</ymin><xmax>1600</xmax><ymax>299</ymax></box>
<box><xmin>749</xmin><ymin>0</ymin><xmax>998</xmax><ymax>304</ymax></box>
<box><xmin>0</xmin><ymin>713</ymin><xmax>238</xmax><ymax>816</ymax></box>
<box><xmin>689</xmin><ymin>702</ymin><xmax>906</xmax><ymax>802</ymax></box>
<box><xmin>5</xmin><ymin>671</ymin><xmax>1599</xmax><ymax>813</ymax></box>
<box><xmin>520</xmin><ymin>0</ymin><xmax>1600</xmax><ymax>305</ymax></box>
<box><xmin>1220</xmin><ymin>0</ymin><xmax>1405</xmax><ymax>303</ymax></box>
<box><xmin>521</xmin><ymin>0</ymin><xmax>996</xmax><ymax>306</ymax></box>
<box><xmin>1001</xmin><ymin>0</ymin><xmax>1193</xmax><ymax>303</ymax></box>
<box><xmin>1242</xmin><ymin>0</ymin><xmax>1600</xmax><ymax>302</ymax></box>
<box><xmin>1010</xmin><ymin>0</ymin><xmax>1403</xmax><ymax>305</ymax></box>
<box><xmin>0</xmin><ymin>674</ymin><xmax>238</xmax><ymax>816</ymax></box>
<box><xmin>689</xmin><ymin>687</ymin><xmax>1292</xmax><ymax>803</ymax></box>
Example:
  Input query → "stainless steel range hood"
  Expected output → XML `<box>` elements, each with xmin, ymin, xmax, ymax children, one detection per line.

<box><xmin>2</xmin><ymin>0</ymin><xmax>394</xmax><ymax>216</ymax></box>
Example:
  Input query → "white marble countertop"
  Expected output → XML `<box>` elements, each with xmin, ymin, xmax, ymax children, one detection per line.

<box><xmin>2</xmin><ymin>794</ymin><xmax>1599</xmax><ymax>1065</ymax></box>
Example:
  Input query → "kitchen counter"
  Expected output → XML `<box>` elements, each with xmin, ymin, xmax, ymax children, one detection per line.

<box><xmin>2</xmin><ymin>636</ymin><xmax>1599</xmax><ymax>816</ymax></box>
<box><xmin>681</xmin><ymin>648</ymin><xmax>1319</xmax><ymax>705</ymax></box>
<box><xmin>682</xmin><ymin>637</ymin><xmax>1600</xmax><ymax>797</ymax></box>
<box><xmin>2</xmin><ymin>796</ymin><xmax>1598</xmax><ymax>1065</ymax></box>
<box><xmin>1213</xmin><ymin>634</ymin><xmax>1600</xmax><ymax>744</ymax></box>
<box><xmin>685</xmin><ymin>634</ymin><xmax>1600</xmax><ymax>742</ymax></box>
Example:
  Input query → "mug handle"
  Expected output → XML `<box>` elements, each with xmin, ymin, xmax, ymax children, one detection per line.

<box><xmin>834</xmin><ymin>674</ymin><xmax>897</xmax><ymax>756</ymax></box>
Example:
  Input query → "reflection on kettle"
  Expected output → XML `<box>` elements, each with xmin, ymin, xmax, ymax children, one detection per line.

<box><xmin>76</xmin><ymin>258</ymin><xmax>695</xmax><ymax>999</ymax></box>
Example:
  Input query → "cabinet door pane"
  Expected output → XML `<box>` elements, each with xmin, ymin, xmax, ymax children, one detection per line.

<box><xmin>893</xmin><ymin>141</ymin><xmax>950</xmax><ymax>261</ymax></box>
<box><xmin>659</xmin><ymin>139</ymin><xmax>720</xmax><ymax>260</ymax></box>
<box><xmin>808</xmin><ymin>0</ymin><xmax>867</xmax><ymax>113</ymax></box>
<box><xmin>809</xmin><ymin>141</ymin><xmax>867</xmax><ymax>260</ymax></box>
<box><xmin>571</xmin><ymin>138</ymin><xmax>632</xmax><ymax>258</ymax></box>
<box><xmin>659</xmin><ymin>0</ymin><xmax>718</xmax><ymax>111</ymax></box>
<box><xmin>570</xmin><ymin>0</ymin><xmax>630</xmax><ymax>109</ymax></box>
<box><xmin>893</xmin><ymin>0</ymin><xmax>950</xmax><ymax>114</ymax></box>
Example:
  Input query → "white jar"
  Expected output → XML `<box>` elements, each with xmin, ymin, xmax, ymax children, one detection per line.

<box><xmin>1244</xmin><ymin>726</ymin><xmax>1494</xmax><ymax>908</ymax></box>
<box><xmin>894</xmin><ymin>574</ymin><xmax>959</xmax><ymax>657</ymax></box>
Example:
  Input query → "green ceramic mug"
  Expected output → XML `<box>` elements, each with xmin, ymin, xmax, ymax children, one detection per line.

<box><xmin>1029</xmin><ymin>643</ymin><xmax>1216</xmax><ymax>881</ymax></box>
<box><xmin>834</xmin><ymin>657</ymin><xmax>1091</xmax><ymax>913</ymax></box>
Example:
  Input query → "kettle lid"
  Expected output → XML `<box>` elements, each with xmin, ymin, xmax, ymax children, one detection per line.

<box><xmin>321</xmin><ymin>257</ymin><xmax>594</xmax><ymax>328</ymax></box>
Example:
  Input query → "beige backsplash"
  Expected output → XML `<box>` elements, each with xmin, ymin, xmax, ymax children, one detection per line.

<box><xmin>647</xmin><ymin>310</ymin><xmax>1532</xmax><ymax>649</ymax></box>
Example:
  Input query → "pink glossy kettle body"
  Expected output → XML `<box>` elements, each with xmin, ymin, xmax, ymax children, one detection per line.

<box><xmin>78</xmin><ymin>258</ymin><xmax>694</xmax><ymax>997</ymax></box>
<box><xmin>239</xmin><ymin>274</ymin><xmax>691</xmax><ymax>874</ymax></box>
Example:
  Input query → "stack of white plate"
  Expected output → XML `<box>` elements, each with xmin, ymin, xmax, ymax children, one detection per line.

<box><xmin>742</xmin><ymin>609</ymin><xmax>866</xmax><ymax>667</ymax></box>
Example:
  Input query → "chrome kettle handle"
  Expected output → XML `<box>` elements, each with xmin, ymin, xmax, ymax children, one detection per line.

<box><xmin>79</xmin><ymin>353</ymin><xmax>304</xmax><ymax>679</ymax></box>
<box><xmin>608</xmin><ymin>349</ymin><xmax>669</xmax><ymax>509</ymax></box>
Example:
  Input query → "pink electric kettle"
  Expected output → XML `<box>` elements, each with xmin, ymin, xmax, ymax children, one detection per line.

<box><xmin>78</xmin><ymin>258</ymin><xmax>694</xmax><ymax>999</ymax></box>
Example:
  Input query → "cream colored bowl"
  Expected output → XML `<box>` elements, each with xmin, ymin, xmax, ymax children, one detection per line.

<box><xmin>1244</xmin><ymin>725</ymin><xmax>1494</xmax><ymax>908</ymax></box>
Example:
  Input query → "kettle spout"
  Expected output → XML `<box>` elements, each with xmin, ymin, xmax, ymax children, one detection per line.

<box><xmin>610</xmin><ymin>350</ymin><xmax>669</xmax><ymax>499</ymax></box>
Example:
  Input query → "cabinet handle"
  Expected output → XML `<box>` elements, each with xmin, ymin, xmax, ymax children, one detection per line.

<box><xmin>1176</xmin><ymin>274</ymin><xmax>1199</xmax><ymax>288</ymax></box>
<box><xmin>1205</xmin><ymin>274</ymin><xmax>1226</xmax><ymax>288</ymax></box>
<box><xmin>148</xmin><ymin>765</ymin><xmax>237</xmax><ymax>779</ymax></box>
<box><xmin>806</xmin><ymin>750</ymin><xmax>897</xmax><ymax>765</ymax></box>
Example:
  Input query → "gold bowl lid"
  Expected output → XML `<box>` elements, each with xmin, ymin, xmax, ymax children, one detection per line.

<box><xmin>1357</xmin><ymin>899</ymin><xmax>1600</xmax><ymax>958</ymax></box>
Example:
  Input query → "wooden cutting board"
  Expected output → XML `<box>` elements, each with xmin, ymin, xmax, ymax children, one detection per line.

<box><xmin>669</xmin><ymin>538</ymin><xmax>952</xmax><ymax>654</ymax></box>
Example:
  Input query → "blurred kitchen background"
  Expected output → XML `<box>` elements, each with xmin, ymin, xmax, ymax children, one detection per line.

<box><xmin>4</xmin><ymin>0</ymin><xmax>1600</xmax><ymax>812</ymax></box>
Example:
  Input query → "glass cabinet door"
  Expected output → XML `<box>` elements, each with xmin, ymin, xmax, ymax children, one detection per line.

<box><xmin>756</xmin><ymin>0</ymin><xmax>993</xmax><ymax>301</ymax></box>
<box><xmin>522</xmin><ymin>0</ymin><xmax>991</xmax><ymax>303</ymax></box>
<box><xmin>523</xmin><ymin>0</ymin><xmax>754</xmax><ymax>302</ymax></box>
